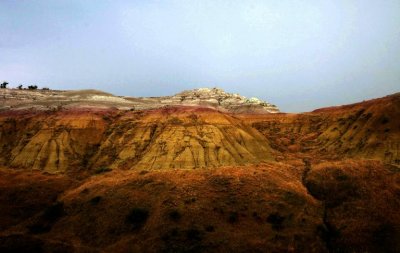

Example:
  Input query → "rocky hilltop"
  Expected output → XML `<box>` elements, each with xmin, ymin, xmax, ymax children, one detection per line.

<box><xmin>160</xmin><ymin>88</ymin><xmax>279</xmax><ymax>113</ymax></box>
<box><xmin>0</xmin><ymin>87</ymin><xmax>279</xmax><ymax>113</ymax></box>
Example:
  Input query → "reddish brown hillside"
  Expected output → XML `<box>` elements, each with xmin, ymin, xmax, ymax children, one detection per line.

<box><xmin>248</xmin><ymin>93</ymin><xmax>400</xmax><ymax>164</ymax></box>
<box><xmin>0</xmin><ymin>160</ymin><xmax>399</xmax><ymax>252</ymax></box>
<box><xmin>0</xmin><ymin>91</ymin><xmax>399</xmax><ymax>252</ymax></box>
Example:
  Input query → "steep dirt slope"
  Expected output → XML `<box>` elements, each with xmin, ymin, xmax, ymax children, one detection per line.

<box><xmin>248</xmin><ymin>93</ymin><xmax>400</xmax><ymax>164</ymax></box>
<box><xmin>0</xmin><ymin>168</ymin><xmax>75</xmax><ymax>231</ymax></box>
<box><xmin>0</xmin><ymin>106</ymin><xmax>273</xmax><ymax>174</ymax></box>
<box><xmin>0</xmin><ymin>164</ymin><xmax>326</xmax><ymax>252</ymax></box>
<box><xmin>1</xmin><ymin>160</ymin><xmax>399</xmax><ymax>253</ymax></box>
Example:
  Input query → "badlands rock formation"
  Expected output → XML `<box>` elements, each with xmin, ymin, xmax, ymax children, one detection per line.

<box><xmin>0</xmin><ymin>88</ymin><xmax>277</xmax><ymax>172</ymax></box>
<box><xmin>1</xmin><ymin>89</ymin><xmax>398</xmax><ymax>173</ymax></box>
<box><xmin>0</xmin><ymin>88</ymin><xmax>399</xmax><ymax>253</ymax></box>
<box><xmin>0</xmin><ymin>87</ymin><xmax>279</xmax><ymax>113</ymax></box>
<box><xmin>160</xmin><ymin>88</ymin><xmax>279</xmax><ymax>113</ymax></box>
<box><xmin>0</xmin><ymin>106</ymin><xmax>273</xmax><ymax>173</ymax></box>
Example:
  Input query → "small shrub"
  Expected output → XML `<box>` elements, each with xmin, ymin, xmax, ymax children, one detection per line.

<box><xmin>210</xmin><ymin>175</ymin><xmax>231</xmax><ymax>187</ymax></box>
<box><xmin>381</xmin><ymin>116</ymin><xmax>389</xmax><ymax>124</ymax></box>
<box><xmin>81</xmin><ymin>188</ymin><xmax>89</xmax><ymax>194</ymax></box>
<box><xmin>228</xmin><ymin>212</ymin><xmax>238</xmax><ymax>223</ymax></box>
<box><xmin>336</xmin><ymin>174</ymin><xmax>349</xmax><ymax>181</ymax></box>
<box><xmin>168</xmin><ymin>210</ymin><xmax>182</xmax><ymax>222</ymax></box>
<box><xmin>161</xmin><ymin>228</ymin><xmax>180</xmax><ymax>241</ymax></box>
<box><xmin>205</xmin><ymin>225</ymin><xmax>215</xmax><ymax>232</ymax></box>
<box><xmin>188</xmin><ymin>114</ymin><xmax>198</xmax><ymax>121</ymax></box>
<box><xmin>169</xmin><ymin>117</ymin><xmax>183</xmax><ymax>125</ymax></box>
<box><xmin>0</xmin><ymin>81</ymin><xmax>8</xmax><ymax>89</ymax></box>
<box><xmin>267</xmin><ymin>213</ymin><xmax>285</xmax><ymax>230</ymax></box>
<box><xmin>362</xmin><ymin>112</ymin><xmax>373</xmax><ymax>120</ymax></box>
<box><xmin>28</xmin><ymin>85</ymin><xmax>38</xmax><ymax>90</ymax></box>
<box><xmin>90</xmin><ymin>196</ymin><xmax>102</xmax><ymax>205</ymax></box>
<box><xmin>94</xmin><ymin>167</ymin><xmax>112</xmax><ymax>174</ymax></box>
<box><xmin>184</xmin><ymin>197</ymin><xmax>196</xmax><ymax>204</ymax></box>
<box><xmin>186</xmin><ymin>228</ymin><xmax>203</xmax><ymax>241</ymax></box>
<box><xmin>42</xmin><ymin>202</ymin><xmax>64</xmax><ymax>222</ymax></box>
<box><xmin>125</xmin><ymin>207</ymin><xmax>149</xmax><ymax>230</ymax></box>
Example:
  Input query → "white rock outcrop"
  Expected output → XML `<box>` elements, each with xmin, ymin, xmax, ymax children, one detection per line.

<box><xmin>168</xmin><ymin>87</ymin><xmax>279</xmax><ymax>113</ymax></box>
<box><xmin>0</xmin><ymin>87</ymin><xmax>279</xmax><ymax>113</ymax></box>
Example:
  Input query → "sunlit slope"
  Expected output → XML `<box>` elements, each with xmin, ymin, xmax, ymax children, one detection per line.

<box><xmin>0</xmin><ymin>107</ymin><xmax>273</xmax><ymax>173</ymax></box>
<box><xmin>1</xmin><ymin>91</ymin><xmax>399</xmax><ymax>175</ymax></box>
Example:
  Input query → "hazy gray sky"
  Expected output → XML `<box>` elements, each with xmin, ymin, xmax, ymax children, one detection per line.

<box><xmin>1</xmin><ymin>0</ymin><xmax>399</xmax><ymax>112</ymax></box>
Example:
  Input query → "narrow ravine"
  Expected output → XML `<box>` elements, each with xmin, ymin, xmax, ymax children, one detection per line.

<box><xmin>301</xmin><ymin>158</ymin><xmax>338</xmax><ymax>253</ymax></box>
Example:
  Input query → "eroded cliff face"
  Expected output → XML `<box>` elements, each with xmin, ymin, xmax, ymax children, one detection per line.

<box><xmin>93</xmin><ymin>107</ymin><xmax>273</xmax><ymax>170</ymax></box>
<box><xmin>0</xmin><ymin>106</ymin><xmax>273</xmax><ymax>173</ymax></box>
<box><xmin>0</xmin><ymin>110</ymin><xmax>108</xmax><ymax>173</ymax></box>
<box><xmin>249</xmin><ymin>93</ymin><xmax>400</xmax><ymax>165</ymax></box>
<box><xmin>0</xmin><ymin>92</ymin><xmax>399</xmax><ymax>174</ymax></box>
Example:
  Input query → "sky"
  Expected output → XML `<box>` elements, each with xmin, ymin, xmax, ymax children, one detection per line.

<box><xmin>1</xmin><ymin>0</ymin><xmax>399</xmax><ymax>112</ymax></box>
